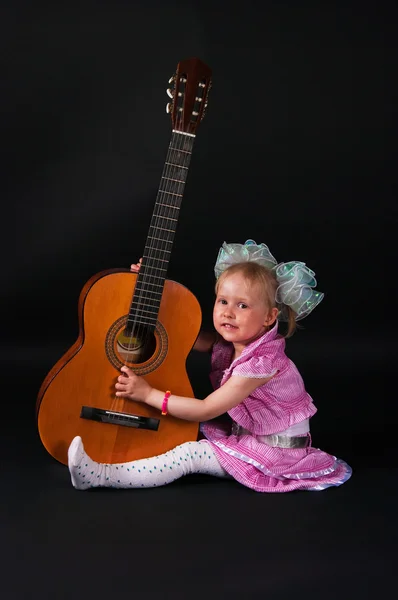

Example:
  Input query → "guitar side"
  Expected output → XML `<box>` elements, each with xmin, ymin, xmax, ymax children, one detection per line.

<box><xmin>36</xmin><ymin>269</ymin><xmax>201</xmax><ymax>465</ymax></box>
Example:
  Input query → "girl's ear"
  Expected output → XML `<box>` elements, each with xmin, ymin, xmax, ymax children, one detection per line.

<box><xmin>264</xmin><ymin>307</ymin><xmax>279</xmax><ymax>326</ymax></box>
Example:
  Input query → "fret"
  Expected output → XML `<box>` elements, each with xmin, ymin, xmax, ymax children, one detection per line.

<box><xmin>134</xmin><ymin>286</ymin><xmax>163</xmax><ymax>296</ymax></box>
<box><xmin>166</xmin><ymin>155</ymin><xmax>191</xmax><ymax>169</ymax></box>
<box><xmin>153</xmin><ymin>207</ymin><xmax>180</xmax><ymax>218</ymax></box>
<box><xmin>131</xmin><ymin>306</ymin><xmax>159</xmax><ymax>316</ymax></box>
<box><xmin>169</xmin><ymin>147</ymin><xmax>191</xmax><ymax>154</ymax></box>
<box><xmin>165</xmin><ymin>162</ymin><xmax>188</xmax><ymax>169</ymax></box>
<box><xmin>142</xmin><ymin>264</ymin><xmax>167</xmax><ymax>272</ymax></box>
<box><xmin>142</xmin><ymin>254</ymin><xmax>169</xmax><ymax>263</ymax></box>
<box><xmin>158</xmin><ymin>190</ymin><xmax>183</xmax><ymax>197</ymax></box>
<box><xmin>152</xmin><ymin>215</ymin><xmax>177</xmax><ymax>222</ymax></box>
<box><xmin>132</xmin><ymin>297</ymin><xmax>161</xmax><ymax>307</ymax></box>
<box><xmin>147</xmin><ymin>236</ymin><xmax>173</xmax><ymax>244</ymax></box>
<box><xmin>155</xmin><ymin>202</ymin><xmax>180</xmax><ymax>210</ymax></box>
<box><xmin>161</xmin><ymin>177</ymin><xmax>185</xmax><ymax>184</ymax></box>
<box><xmin>136</xmin><ymin>280</ymin><xmax>164</xmax><ymax>289</ymax></box>
<box><xmin>126</xmin><ymin>317</ymin><xmax>157</xmax><ymax>326</ymax></box>
<box><xmin>141</xmin><ymin>274</ymin><xmax>164</xmax><ymax>281</ymax></box>
<box><xmin>149</xmin><ymin>225</ymin><xmax>175</xmax><ymax>234</ymax></box>
<box><xmin>131</xmin><ymin>305</ymin><xmax>161</xmax><ymax>315</ymax></box>
<box><xmin>144</xmin><ymin>245</ymin><xmax>171</xmax><ymax>253</ymax></box>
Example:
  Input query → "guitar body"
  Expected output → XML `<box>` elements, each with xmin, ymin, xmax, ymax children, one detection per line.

<box><xmin>36</xmin><ymin>269</ymin><xmax>201</xmax><ymax>465</ymax></box>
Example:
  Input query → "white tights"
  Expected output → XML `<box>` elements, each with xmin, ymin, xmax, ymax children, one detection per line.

<box><xmin>68</xmin><ymin>436</ymin><xmax>229</xmax><ymax>490</ymax></box>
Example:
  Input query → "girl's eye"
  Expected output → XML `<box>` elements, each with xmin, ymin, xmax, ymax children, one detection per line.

<box><xmin>238</xmin><ymin>303</ymin><xmax>248</xmax><ymax>309</ymax></box>
<box><xmin>219</xmin><ymin>299</ymin><xmax>227</xmax><ymax>305</ymax></box>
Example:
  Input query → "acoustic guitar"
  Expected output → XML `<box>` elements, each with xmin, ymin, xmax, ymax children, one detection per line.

<box><xmin>36</xmin><ymin>57</ymin><xmax>212</xmax><ymax>465</ymax></box>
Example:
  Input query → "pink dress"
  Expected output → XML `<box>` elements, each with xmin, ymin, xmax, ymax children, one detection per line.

<box><xmin>201</xmin><ymin>322</ymin><xmax>352</xmax><ymax>492</ymax></box>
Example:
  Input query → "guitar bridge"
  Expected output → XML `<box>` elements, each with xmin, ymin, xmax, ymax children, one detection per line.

<box><xmin>80</xmin><ymin>406</ymin><xmax>159</xmax><ymax>431</ymax></box>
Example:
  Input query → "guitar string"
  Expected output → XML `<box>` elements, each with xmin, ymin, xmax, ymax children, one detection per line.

<box><xmin>117</xmin><ymin>80</ymin><xmax>197</xmax><ymax>415</ymax></box>
<box><xmin>129</xmin><ymin>81</ymin><xmax>186</xmax><ymax>357</ymax></box>
<box><xmin>126</xmin><ymin>94</ymin><xmax>186</xmax><ymax>374</ymax></box>
<box><xmin>140</xmin><ymin>90</ymin><xmax>196</xmax><ymax>356</ymax></box>
<box><xmin>135</xmin><ymin>122</ymin><xmax>184</xmax><ymax>348</ymax></box>
<box><xmin>125</xmin><ymin>116</ymin><xmax>177</xmax><ymax>369</ymax></box>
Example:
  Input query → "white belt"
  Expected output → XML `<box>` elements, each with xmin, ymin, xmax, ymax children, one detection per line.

<box><xmin>257</xmin><ymin>433</ymin><xmax>310</xmax><ymax>449</ymax></box>
<box><xmin>231</xmin><ymin>422</ymin><xmax>311</xmax><ymax>449</ymax></box>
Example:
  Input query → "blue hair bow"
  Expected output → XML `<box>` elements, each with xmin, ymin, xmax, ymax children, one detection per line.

<box><xmin>214</xmin><ymin>240</ymin><xmax>324</xmax><ymax>321</ymax></box>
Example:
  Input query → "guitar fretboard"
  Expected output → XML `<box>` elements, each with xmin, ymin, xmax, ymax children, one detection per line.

<box><xmin>127</xmin><ymin>130</ymin><xmax>195</xmax><ymax>330</ymax></box>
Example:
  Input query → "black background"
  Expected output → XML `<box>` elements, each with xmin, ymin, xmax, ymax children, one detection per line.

<box><xmin>2</xmin><ymin>1</ymin><xmax>397</xmax><ymax>598</ymax></box>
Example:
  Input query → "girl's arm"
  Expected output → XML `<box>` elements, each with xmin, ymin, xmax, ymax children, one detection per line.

<box><xmin>116</xmin><ymin>368</ymin><xmax>277</xmax><ymax>422</ymax></box>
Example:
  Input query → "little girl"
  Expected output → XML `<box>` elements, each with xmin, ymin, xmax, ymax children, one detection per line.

<box><xmin>68</xmin><ymin>240</ymin><xmax>352</xmax><ymax>492</ymax></box>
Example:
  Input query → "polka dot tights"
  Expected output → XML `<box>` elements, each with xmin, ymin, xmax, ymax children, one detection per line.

<box><xmin>68</xmin><ymin>436</ymin><xmax>229</xmax><ymax>490</ymax></box>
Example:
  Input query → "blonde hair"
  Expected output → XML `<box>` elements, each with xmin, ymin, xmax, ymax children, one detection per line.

<box><xmin>215</xmin><ymin>262</ymin><xmax>297</xmax><ymax>338</ymax></box>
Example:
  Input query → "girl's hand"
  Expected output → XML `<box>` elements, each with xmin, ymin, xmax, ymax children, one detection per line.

<box><xmin>115</xmin><ymin>366</ymin><xmax>152</xmax><ymax>403</ymax></box>
<box><xmin>130</xmin><ymin>258</ymin><xmax>142</xmax><ymax>273</ymax></box>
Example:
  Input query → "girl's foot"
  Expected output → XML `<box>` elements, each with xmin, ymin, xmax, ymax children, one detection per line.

<box><xmin>67</xmin><ymin>436</ymin><xmax>103</xmax><ymax>490</ymax></box>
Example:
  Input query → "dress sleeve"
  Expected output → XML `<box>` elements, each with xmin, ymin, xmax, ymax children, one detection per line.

<box><xmin>232</xmin><ymin>356</ymin><xmax>278</xmax><ymax>379</ymax></box>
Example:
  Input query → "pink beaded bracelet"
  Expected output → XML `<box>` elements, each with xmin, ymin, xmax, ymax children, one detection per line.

<box><xmin>161</xmin><ymin>390</ymin><xmax>171</xmax><ymax>416</ymax></box>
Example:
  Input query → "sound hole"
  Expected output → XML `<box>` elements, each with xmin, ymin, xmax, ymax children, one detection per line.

<box><xmin>116</xmin><ymin>325</ymin><xmax>156</xmax><ymax>364</ymax></box>
<box><xmin>105</xmin><ymin>316</ymin><xmax>168</xmax><ymax>375</ymax></box>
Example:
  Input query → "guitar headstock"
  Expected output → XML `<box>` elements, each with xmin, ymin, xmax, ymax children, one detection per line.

<box><xmin>166</xmin><ymin>58</ymin><xmax>212</xmax><ymax>135</ymax></box>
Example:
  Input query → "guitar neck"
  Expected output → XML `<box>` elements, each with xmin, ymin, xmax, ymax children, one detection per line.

<box><xmin>127</xmin><ymin>130</ymin><xmax>196</xmax><ymax>330</ymax></box>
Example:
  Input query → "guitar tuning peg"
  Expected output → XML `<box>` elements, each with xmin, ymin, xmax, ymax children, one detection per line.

<box><xmin>166</xmin><ymin>88</ymin><xmax>173</xmax><ymax>98</ymax></box>
<box><xmin>168</xmin><ymin>75</ymin><xmax>175</xmax><ymax>84</ymax></box>
<box><xmin>166</xmin><ymin>102</ymin><xmax>172</xmax><ymax>114</ymax></box>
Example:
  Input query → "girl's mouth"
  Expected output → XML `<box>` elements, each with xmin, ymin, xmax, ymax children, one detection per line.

<box><xmin>222</xmin><ymin>323</ymin><xmax>238</xmax><ymax>329</ymax></box>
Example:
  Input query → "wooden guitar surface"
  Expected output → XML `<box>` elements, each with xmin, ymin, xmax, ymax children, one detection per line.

<box><xmin>36</xmin><ymin>269</ymin><xmax>201</xmax><ymax>465</ymax></box>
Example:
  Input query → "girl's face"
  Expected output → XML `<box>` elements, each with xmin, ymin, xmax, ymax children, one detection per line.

<box><xmin>213</xmin><ymin>271</ymin><xmax>278</xmax><ymax>352</ymax></box>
